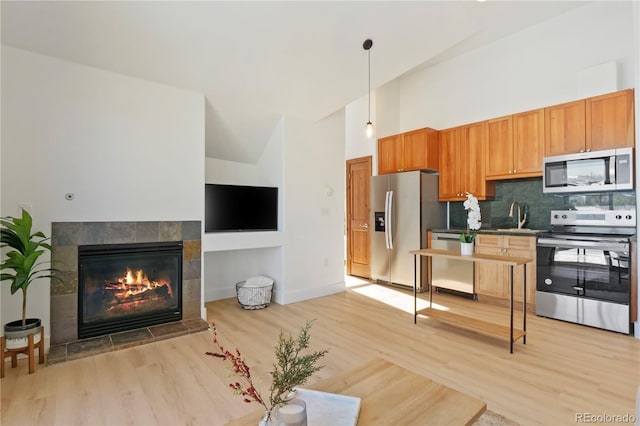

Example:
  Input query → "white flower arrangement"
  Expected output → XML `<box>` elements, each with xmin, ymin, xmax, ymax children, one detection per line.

<box><xmin>460</xmin><ymin>192</ymin><xmax>482</xmax><ymax>243</ymax></box>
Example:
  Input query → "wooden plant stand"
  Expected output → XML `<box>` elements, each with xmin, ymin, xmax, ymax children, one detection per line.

<box><xmin>1</xmin><ymin>326</ymin><xmax>45</xmax><ymax>378</ymax></box>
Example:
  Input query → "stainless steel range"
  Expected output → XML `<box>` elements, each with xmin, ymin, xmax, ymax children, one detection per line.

<box><xmin>536</xmin><ymin>209</ymin><xmax>635</xmax><ymax>334</ymax></box>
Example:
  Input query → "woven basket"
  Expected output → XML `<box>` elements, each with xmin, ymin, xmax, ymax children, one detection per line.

<box><xmin>236</xmin><ymin>279</ymin><xmax>273</xmax><ymax>310</ymax></box>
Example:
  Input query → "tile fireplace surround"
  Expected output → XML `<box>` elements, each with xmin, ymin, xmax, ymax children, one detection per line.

<box><xmin>49</xmin><ymin>220</ymin><xmax>206</xmax><ymax>364</ymax></box>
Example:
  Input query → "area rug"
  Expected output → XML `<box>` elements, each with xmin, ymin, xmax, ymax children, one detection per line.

<box><xmin>473</xmin><ymin>410</ymin><xmax>520</xmax><ymax>426</ymax></box>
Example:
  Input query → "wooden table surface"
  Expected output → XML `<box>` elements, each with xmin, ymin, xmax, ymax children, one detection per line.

<box><xmin>227</xmin><ymin>357</ymin><xmax>486</xmax><ymax>426</ymax></box>
<box><xmin>409</xmin><ymin>248</ymin><xmax>532</xmax><ymax>266</ymax></box>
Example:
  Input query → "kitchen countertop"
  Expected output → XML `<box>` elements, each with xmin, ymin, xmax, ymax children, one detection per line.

<box><xmin>430</xmin><ymin>228</ymin><xmax>548</xmax><ymax>236</ymax></box>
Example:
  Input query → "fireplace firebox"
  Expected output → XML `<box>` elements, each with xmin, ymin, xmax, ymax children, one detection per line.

<box><xmin>78</xmin><ymin>241</ymin><xmax>183</xmax><ymax>339</ymax></box>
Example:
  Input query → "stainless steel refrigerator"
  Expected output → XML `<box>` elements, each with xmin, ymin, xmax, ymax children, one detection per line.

<box><xmin>370</xmin><ymin>171</ymin><xmax>446</xmax><ymax>292</ymax></box>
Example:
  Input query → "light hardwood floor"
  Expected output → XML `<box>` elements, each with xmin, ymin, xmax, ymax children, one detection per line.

<box><xmin>2</xmin><ymin>281</ymin><xmax>639</xmax><ymax>425</ymax></box>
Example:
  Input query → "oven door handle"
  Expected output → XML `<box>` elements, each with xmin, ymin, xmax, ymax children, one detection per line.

<box><xmin>537</xmin><ymin>238</ymin><xmax>629</xmax><ymax>251</ymax></box>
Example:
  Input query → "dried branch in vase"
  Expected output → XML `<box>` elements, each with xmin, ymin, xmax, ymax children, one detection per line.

<box><xmin>206</xmin><ymin>320</ymin><xmax>329</xmax><ymax>421</ymax></box>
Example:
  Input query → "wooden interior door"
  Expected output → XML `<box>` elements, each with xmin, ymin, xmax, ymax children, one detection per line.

<box><xmin>346</xmin><ymin>156</ymin><xmax>372</xmax><ymax>278</ymax></box>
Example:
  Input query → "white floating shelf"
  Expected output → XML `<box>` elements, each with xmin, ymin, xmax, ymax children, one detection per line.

<box><xmin>202</xmin><ymin>231</ymin><xmax>283</xmax><ymax>252</ymax></box>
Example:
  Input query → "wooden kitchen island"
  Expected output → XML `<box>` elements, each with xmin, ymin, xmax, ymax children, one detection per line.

<box><xmin>410</xmin><ymin>248</ymin><xmax>532</xmax><ymax>353</ymax></box>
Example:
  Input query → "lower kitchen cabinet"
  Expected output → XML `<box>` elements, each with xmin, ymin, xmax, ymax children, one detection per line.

<box><xmin>474</xmin><ymin>234</ymin><xmax>536</xmax><ymax>310</ymax></box>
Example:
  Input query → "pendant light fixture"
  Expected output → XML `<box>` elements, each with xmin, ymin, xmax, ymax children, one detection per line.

<box><xmin>363</xmin><ymin>39</ymin><xmax>374</xmax><ymax>139</ymax></box>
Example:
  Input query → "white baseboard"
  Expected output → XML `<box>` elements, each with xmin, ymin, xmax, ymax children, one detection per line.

<box><xmin>204</xmin><ymin>286</ymin><xmax>236</xmax><ymax>303</ymax></box>
<box><xmin>280</xmin><ymin>281</ymin><xmax>346</xmax><ymax>305</ymax></box>
<box><xmin>203</xmin><ymin>281</ymin><xmax>346</xmax><ymax>306</ymax></box>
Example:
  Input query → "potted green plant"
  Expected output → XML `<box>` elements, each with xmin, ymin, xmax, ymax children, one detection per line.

<box><xmin>1</xmin><ymin>209</ymin><xmax>56</xmax><ymax>349</ymax></box>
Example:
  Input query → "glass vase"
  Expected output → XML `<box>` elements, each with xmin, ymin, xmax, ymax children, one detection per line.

<box><xmin>259</xmin><ymin>409</ymin><xmax>275</xmax><ymax>426</ymax></box>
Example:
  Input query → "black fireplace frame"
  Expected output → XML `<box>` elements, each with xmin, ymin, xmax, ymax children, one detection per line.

<box><xmin>77</xmin><ymin>241</ymin><xmax>183</xmax><ymax>339</ymax></box>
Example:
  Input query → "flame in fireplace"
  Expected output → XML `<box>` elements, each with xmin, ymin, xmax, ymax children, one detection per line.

<box><xmin>106</xmin><ymin>267</ymin><xmax>174</xmax><ymax>302</ymax></box>
<box><xmin>118</xmin><ymin>268</ymin><xmax>155</xmax><ymax>288</ymax></box>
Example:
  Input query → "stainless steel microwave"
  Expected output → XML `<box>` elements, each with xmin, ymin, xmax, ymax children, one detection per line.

<box><xmin>543</xmin><ymin>147</ymin><xmax>634</xmax><ymax>193</ymax></box>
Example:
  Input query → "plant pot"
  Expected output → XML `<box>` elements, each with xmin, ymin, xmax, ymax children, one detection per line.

<box><xmin>4</xmin><ymin>318</ymin><xmax>42</xmax><ymax>350</ymax></box>
<box><xmin>460</xmin><ymin>242</ymin><xmax>474</xmax><ymax>256</ymax></box>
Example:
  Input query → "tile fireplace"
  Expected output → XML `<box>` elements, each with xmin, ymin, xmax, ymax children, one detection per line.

<box><xmin>50</xmin><ymin>221</ymin><xmax>202</xmax><ymax>350</ymax></box>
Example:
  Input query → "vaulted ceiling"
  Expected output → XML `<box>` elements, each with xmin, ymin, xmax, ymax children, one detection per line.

<box><xmin>1</xmin><ymin>1</ymin><xmax>589</xmax><ymax>163</ymax></box>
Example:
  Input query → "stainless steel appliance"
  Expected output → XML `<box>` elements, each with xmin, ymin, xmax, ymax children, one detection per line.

<box><xmin>371</xmin><ymin>171</ymin><xmax>446</xmax><ymax>292</ymax></box>
<box><xmin>543</xmin><ymin>147</ymin><xmax>633</xmax><ymax>193</ymax></box>
<box><xmin>536</xmin><ymin>209</ymin><xmax>635</xmax><ymax>334</ymax></box>
<box><xmin>430</xmin><ymin>232</ymin><xmax>474</xmax><ymax>295</ymax></box>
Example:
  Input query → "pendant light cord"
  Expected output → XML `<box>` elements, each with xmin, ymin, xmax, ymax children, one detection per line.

<box><xmin>363</xmin><ymin>39</ymin><xmax>373</xmax><ymax>137</ymax></box>
<box><xmin>368</xmin><ymin>47</ymin><xmax>371</xmax><ymax>123</ymax></box>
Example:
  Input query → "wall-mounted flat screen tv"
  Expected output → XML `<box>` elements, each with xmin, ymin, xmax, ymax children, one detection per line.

<box><xmin>205</xmin><ymin>184</ymin><xmax>278</xmax><ymax>232</ymax></box>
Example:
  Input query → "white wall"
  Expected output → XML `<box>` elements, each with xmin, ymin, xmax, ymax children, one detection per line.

<box><xmin>203</xmin><ymin>247</ymin><xmax>283</xmax><ymax>302</ymax></box>
<box><xmin>281</xmin><ymin>111</ymin><xmax>346</xmax><ymax>304</ymax></box>
<box><xmin>205</xmin><ymin>117</ymin><xmax>283</xmax><ymax>189</ymax></box>
<box><xmin>374</xmin><ymin>79</ymin><xmax>402</xmax><ymax>147</ymax></box>
<box><xmin>347</xmin><ymin>1</ymin><xmax>636</xmax><ymax>178</ymax></box>
<box><xmin>1</xmin><ymin>46</ymin><xmax>205</xmax><ymax>338</ymax></box>
<box><xmin>392</xmin><ymin>1</ymin><xmax>635</xmax><ymax>134</ymax></box>
<box><xmin>345</xmin><ymin>94</ymin><xmax>377</xmax><ymax>168</ymax></box>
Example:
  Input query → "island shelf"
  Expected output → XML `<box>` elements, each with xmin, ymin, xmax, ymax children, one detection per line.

<box><xmin>411</xmin><ymin>248</ymin><xmax>532</xmax><ymax>353</ymax></box>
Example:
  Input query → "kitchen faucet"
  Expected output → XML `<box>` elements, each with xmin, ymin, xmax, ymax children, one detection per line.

<box><xmin>508</xmin><ymin>201</ymin><xmax>527</xmax><ymax>229</ymax></box>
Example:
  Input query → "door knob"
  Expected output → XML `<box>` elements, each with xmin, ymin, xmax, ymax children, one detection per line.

<box><xmin>362</xmin><ymin>223</ymin><xmax>369</xmax><ymax>228</ymax></box>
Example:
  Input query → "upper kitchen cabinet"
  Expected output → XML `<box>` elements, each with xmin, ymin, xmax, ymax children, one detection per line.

<box><xmin>485</xmin><ymin>109</ymin><xmax>544</xmax><ymax>180</ymax></box>
<box><xmin>485</xmin><ymin>115</ymin><xmax>513</xmax><ymax>178</ymax></box>
<box><xmin>513</xmin><ymin>109</ymin><xmax>545</xmax><ymax>176</ymax></box>
<box><xmin>544</xmin><ymin>99</ymin><xmax>586</xmax><ymax>156</ymax></box>
<box><xmin>545</xmin><ymin>89</ymin><xmax>635</xmax><ymax>156</ymax></box>
<box><xmin>378</xmin><ymin>134</ymin><xmax>403</xmax><ymax>175</ymax></box>
<box><xmin>403</xmin><ymin>127</ymin><xmax>440</xmax><ymax>171</ymax></box>
<box><xmin>439</xmin><ymin>122</ymin><xmax>495</xmax><ymax>201</ymax></box>
<box><xmin>377</xmin><ymin>127</ymin><xmax>439</xmax><ymax>175</ymax></box>
<box><xmin>438</xmin><ymin>127</ymin><xmax>461</xmax><ymax>200</ymax></box>
<box><xmin>586</xmin><ymin>89</ymin><xmax>635</xmax><ymax>151</ymax></box>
